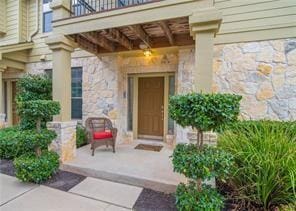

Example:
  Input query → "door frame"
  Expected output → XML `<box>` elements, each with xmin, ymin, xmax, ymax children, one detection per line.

<box><xmin>2</xmin><ymin>79</ymin><xmax>18</xmax><ymax>126</ymax></box>
<box><xmin>129</xmin><ymin>72</ymin><xmax>175</xmax><ymax>142</ymax></box>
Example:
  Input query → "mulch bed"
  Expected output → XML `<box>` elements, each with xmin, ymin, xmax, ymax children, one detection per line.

<box><xmin>0</xmin><ymin>159</ymin><xmax>86</xmax><ymax>192</ymax></box>
<box><xmin>135</xmin><ymin>144</ymin><xmax>163</xmax><ymax>152</ymax></box>
<box><xmin>0</xmin><ymin>159</ymin><xmax>16</xmax><ymax>176</ymax></box>
<box><xmin>42</xmin><ymin>170</ymin><xmax>86</xmax><ymax>191</ymax></box>
<box><xmin>133</xmin><ymin>188</ymin><xmax>177</xmax><ymax>211</ymax></box>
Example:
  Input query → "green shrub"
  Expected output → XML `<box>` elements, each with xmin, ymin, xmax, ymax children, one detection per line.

<box><xmin>169</xmin><ymin>93</ymin><xmax>242</xmax><ymax>132</ymax></box>
<box><xmin>14</xmin><ymin>151</ymin><xmax>59</xmax><ymax>183</ymax></box>
<box><xmin>218</xmin><ymin>121</ymin><xmax>296</xmax><ymax>209</ymax></box>
<box><xmin>169</xmin><ymin>93</ymin><xmax>242</xmax><ymax>210</ymax></box>
<box><xmin>172</xmin><ymin>144</ymin><xmax>234</xmax><ymax>181</ymax></box>
<box><xmin>0</xmin><ymin>127</ymin><xmax>21</xmax><ymax>159</ymax></box>
<box><xmin>17</xmin><ymin>74</ymin><xmax>52</xmax><ymax>102</ymax></box>
<box><xmin>76</xmin><ymin>125</ymin><xmax>87</xmax><ymax>148</ymax></box>
<box><xmin>16</xmin><ymin>74</ymin><xmax>53</xmax><ymax>130</ymax></box>
<box><xmin>176</xmin><ymin>182</ymin><xmax>224</xmax><ymax>211</ymax></box>
<box><xmin>18</xmin><ymin>100</ymin><xmax>60</xmax><ymax>132</ymax></box>
<box><xmin>0</xmin><ymin>128</ymin><xmax>56</xmax><ymax>159</ymax></box>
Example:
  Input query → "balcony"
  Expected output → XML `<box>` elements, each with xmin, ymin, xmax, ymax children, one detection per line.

<box><xmin>51</xmin><ymin>0</ymin><xmax>212</xmax><ymax>55</ymax></box>
<box><xmin>70</xmin><ymin>0</ymin><xmax>162</xmax><ymax>17</ymax></box>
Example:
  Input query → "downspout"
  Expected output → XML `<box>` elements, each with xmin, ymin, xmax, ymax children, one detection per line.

<box><xmin>28</xmin><ymin>0</ymin><xmax>39</xmax><ymax>42</ymax></box>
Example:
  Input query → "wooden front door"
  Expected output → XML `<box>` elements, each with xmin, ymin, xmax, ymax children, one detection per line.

<box><xmin>138</xmin><ymin>77</ymin><xmax>164</xmax><ymax>138</ymax></box>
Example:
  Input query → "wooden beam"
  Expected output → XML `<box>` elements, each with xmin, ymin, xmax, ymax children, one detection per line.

<box><xmin>72</xmin><ymin>34</ymin><xmax>100</xmax><ymax>55</ymax></box>
<box><xmin>159</xmin><ymin>21</ymin><xmax>175</xmax><ymax>46</ymax></box>
<box><xmin>128</xmin><ymin>25</ymin><xmax>151</xmax><ymax>48</ymax></box>
<box><xmin>81</xmin><ymin>32</ymin><xmax>115</xmax><ymax>52</ymax></box>
<box><xmin>101</xmin><ymin>29</ymin><xmax>133</xmax><ymax>50</ymax></box>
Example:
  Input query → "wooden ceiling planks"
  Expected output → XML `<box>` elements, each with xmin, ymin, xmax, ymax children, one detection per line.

<box><xmin>72</xmin><ymin>17</ymin><xmax>193</xmax><ymax>54</ymax></box>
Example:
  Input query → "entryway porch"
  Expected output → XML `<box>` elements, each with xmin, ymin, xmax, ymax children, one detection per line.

<box><xmin>61</xmin><ymin>139</ymin><xmax>186</xmax><ymax>193</ymax></box>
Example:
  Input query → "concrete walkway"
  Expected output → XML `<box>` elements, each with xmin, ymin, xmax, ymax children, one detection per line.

<box><xmin>62</xmin><ymin>140</ymin><xmax>186</xmax><ymax>193</ymax></box>
<box><xmin>0</xmin><ymin>173</ymin><xmax>143</xmax><ymax>211</ymax></box>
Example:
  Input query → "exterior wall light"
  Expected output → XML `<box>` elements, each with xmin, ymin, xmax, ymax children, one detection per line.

<box><xmin>143</xmin><ymin>49</ymin><xmax>152</xmax><ymax>57</ymax></box>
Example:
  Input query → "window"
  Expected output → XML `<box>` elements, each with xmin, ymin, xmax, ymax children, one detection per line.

<box><xmin>71</xmin><ymin>68</ymin><xmax>83</xmax><ymax>119</ymax></box>
<box><xmin>44</xmin><ymin>67</ymin><xmax>83</xmax><ymax>119</ymax></box>
<box><xmin>168</xmin><ymin>75</ymin><xmax>175</xmax><ymax>135</ymax></box>
<box><xmin>43</xmin><ymin>11</ymin><xmax>53</xmax><ymax>33</ymax></box>
<box><xmin>43</xmin><ymin>0</ymin><xmax>53</xmax><ymax>33</ymax></box>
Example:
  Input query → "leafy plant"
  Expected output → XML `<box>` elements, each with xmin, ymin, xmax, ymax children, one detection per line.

<box><xmin>172</xmin><ymin>144</ymin><xmax>234</xmax><ymax>181</ymax></box>
<box><xmin>76</xmin><ymin>125</ymin><xmax>87</xmax><ymax>148</ymax></box>
<box><xmin>16</xmin><ymin>74</ymin><xmax>60</xmax><ymax>156</ymax></box>
<box><xmin>12</xmin><ymin>74</ymin><xmax>61</xmax><ymax>184</ymax></box>
<box><xmin>18</xmin><ymin>100</ymin><xmax>60</xmax><ymax>132</ymax></box>
<box><xmin>16</xmin><ymin>74</ymin><xmax>53</xmax><ymax>130</ymax></box>
<box><xmin>169</xmin><ymin>93</ymin><xmax>241</xmax><ymax>148</ymax></box>
<box><xmin>0</xmin><ymin>128</ymin><xmax>56</xmax><ymax>159</ymax></box>
<box><xmin>218</xmin><ymin>121</ymin><xmax>296</xmax><ymax>210</ymax></box>
<box><xmin>14</xmin><ymin>151</ymin><xmax>59</xmax><ymax>183</ymax></box>
<box><xmin>176</xmin><ymin>182</ymin><xmax>224</xmax><ymax>211</ymax></box>
<box><xmin>169</xmin><ymin>93</ymin><xmax>241</xmax><ymax>210</ymax></box>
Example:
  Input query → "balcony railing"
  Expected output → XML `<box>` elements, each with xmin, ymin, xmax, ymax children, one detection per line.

<box><xmin>70</xmin><ymin>0</ymin><xmax>162</xmax><ymax>17</ymax></box>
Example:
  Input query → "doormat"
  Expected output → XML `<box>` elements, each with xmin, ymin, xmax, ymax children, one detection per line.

<box><xmin>135</xmin><ymin>144</ymin><xmax>163</xmax><ymax>152</ymax></box>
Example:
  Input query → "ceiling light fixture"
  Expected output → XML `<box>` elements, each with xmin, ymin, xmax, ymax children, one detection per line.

<box><xmin>139</xmin><ymin>43</ymin><xmax>152</xmax><ymax>57</ymax></box>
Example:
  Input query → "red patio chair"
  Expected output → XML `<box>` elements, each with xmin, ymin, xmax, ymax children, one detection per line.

<box><xmin>85</xmin><ymin>117</ymin><xmax>117</xmax><ymax>156</ymax></box>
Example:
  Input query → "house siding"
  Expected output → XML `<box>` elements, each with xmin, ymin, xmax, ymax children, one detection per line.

<box><xmin>0</xmin><ymin>0</ymin><xmax>19</xmax><ymax>46</ymax></box>
<box><xmin>0</xmin><ymin>0</ymin><xmax>6</xmax><ymax>34</ymax></box>
<box><xmin>215</xmin><ymin>0</ymin><xmax>296</xmax><ymax>43</ymax></box>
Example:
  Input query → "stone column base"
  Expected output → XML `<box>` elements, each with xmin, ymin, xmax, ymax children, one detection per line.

<box><xmin>0</xmin><ymin>113</ymin><xmax>6</xmax><ymax>129</ymax></box>
<box><xmin>47</xmin><ymin>121</ymin><xmax>77</xmax><ymax>163</ymax></box>
<box><xmin>165</xmin><ymin>134</ymin><xmax>176</xmax><ymax>147</ymax></box>
<box><xmin>187</xmin><ymin>131</ymin><xmax>217</xmax><ymax>146</ymax></box>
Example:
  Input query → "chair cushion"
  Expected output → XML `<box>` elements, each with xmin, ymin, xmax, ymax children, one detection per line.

<box><xmin>93</xmin><ymin>131</ymin><xmax>113</xmax><ymax>140</ymax></box>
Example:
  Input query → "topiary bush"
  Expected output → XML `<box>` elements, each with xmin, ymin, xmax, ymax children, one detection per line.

<box><xmin>16</xmin><ymin>74</ymin><xmax>53</xmax><ymax>130</ymax></box>
<box><xmin>176</xmin><ymin>182</ymin><xmax>224</xmax><ymax>211</ymax></box>
<box><xmin>0</xmin><ymin>127</ymin><xmax>22</xmax><ymax>159</ymax></box>
<box><xmin>218</xmin><ymin>120</ymin><xmax>296</xmax><ymax>210</ymax></box>
<box><xmin>14</xmin><ymin>151</ymin><xmax>59</xmax><ymax>183</ymax></box>
<box><xmin>169</xmin><ymin>93</ymin><xmax>242</xmax><ymax>210</ymax></box>
<box><xmin>13</xmin><ymin>74</ymin><xmax>61</xmax><ymax>183</ymax></box>
<box><xmin>0</xmin><ymin>128</ymin><xmax>56</xmax><ymax>159</ymax></box>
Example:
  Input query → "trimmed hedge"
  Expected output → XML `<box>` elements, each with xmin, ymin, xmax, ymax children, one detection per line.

<box><xmin>176</xmin><ymin>182</ymin><xmax>224</xmax><ymax>211</ymax></box>
<box><xmin>0</xmin><ymin>128</ymin><xmax>56</xmax><ymax>159</ymax></box>
<box><xmin>14</xmin><ymin>151</ymin><xmax>59</xmax><ymax>183</ymax></box>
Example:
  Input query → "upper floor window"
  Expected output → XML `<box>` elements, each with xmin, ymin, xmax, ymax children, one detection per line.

<box><xmin>43</xmin><ymin>0</ymin><xmax>53</xmax><ymax>33</ymax></box>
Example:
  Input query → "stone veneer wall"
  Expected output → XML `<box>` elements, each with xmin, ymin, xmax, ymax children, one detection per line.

<box><xmin>213</xmin><ymin>39</ymin><xmax>296</xmax><ymax>120</ymax></box>
<box><xmin>26</xmin><ymin>38</ymin><xmax>296</xmax><ymax>145</ymax></box>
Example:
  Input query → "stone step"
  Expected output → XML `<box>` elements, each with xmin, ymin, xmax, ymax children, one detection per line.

<box><xmin>61</xmin><ymin>164</ymin><xmax>178</xmax><ymax>194</ymax></box>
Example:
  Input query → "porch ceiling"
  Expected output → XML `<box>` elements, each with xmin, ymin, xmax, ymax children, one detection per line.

<box><xmin>69</xmin><ymin>17</ymin><xmax>194</xmax><ymax>55</ymax></box>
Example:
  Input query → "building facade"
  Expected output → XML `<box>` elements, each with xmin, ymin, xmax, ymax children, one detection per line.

<box><xmin>0</xmin><ymin>0</ymin><xmax>296</xmax><ymax>147</ymax></box>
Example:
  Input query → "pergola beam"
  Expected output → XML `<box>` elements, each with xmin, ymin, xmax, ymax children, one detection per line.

<box><xmin>101</xmin><ymin>29</ymin><xmax>133</xmax><ymax>50</ymax></box>
<box><xmin>81</xmin><ymin>32</ymin><xmax>115</xmax><ymax>52</ymax></box>
<box><xmin>72</xmin><ymin>34</ymin><xmax>100</xmax><ymax>55</ymax></box>
<box><xmin>158</xmin><ymin>21</ymin><xmax>175</xmax><ymax>46</ymax></box>
<box><xmin>128</xmin><ymin>25</ymin><xmax>151</xmax><ymax>48</ymax></box>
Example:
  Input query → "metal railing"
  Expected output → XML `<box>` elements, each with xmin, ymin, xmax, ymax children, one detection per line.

<box><xmin>70</xmin><ymin>0</ymin><xmax>161</xmax><ymax>17</ymax></box>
